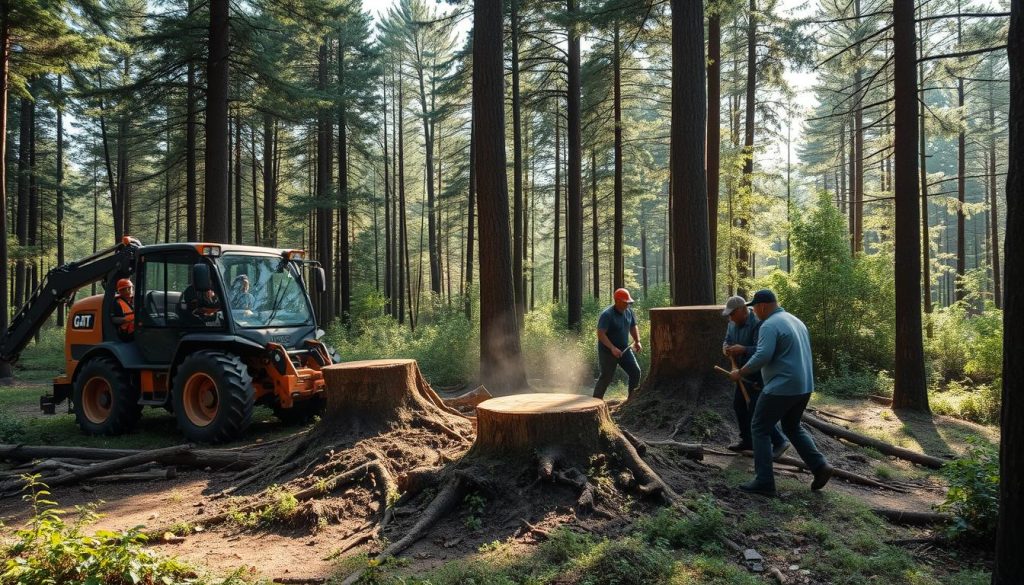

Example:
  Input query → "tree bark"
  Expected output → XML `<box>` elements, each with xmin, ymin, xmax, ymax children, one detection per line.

<box><xmin>317</xmin><ymin>41</ymin><xmax>334</xmax><ymax>324</ymax></box>
<box><xmin>56</xmin><ymin>75</ymin><xmax>65</xmax><ymax>326</ymax></box>
<box><xmin>989</xmin><ymin>79</ymin><xmax>1002</xmax><ymax>308</ymax></box>
<box><xmin>891</xmin><ymin>0</ymin><xmax>929</xmax><ymax>411</ymax></box>
<box><xmin>15</xmin><ymin>93</ymin><xmax>30</xmax><ymax>310</ymax></box>
<box><xmin>553</xmin><ymin>104</ymin><xmax>561</xmax><ymax>302</ymax></box>
<box><xmin>591</xmin><ymin>149</ymin><xmax>600</xmax><ymax>299</ymax></box>
<box><xmin>0</xmin><ymin>15</ymin><xmax>12</xmax><ymax>382</ymax></box>
<box><xmin>706</xmin><ymin>11</ymin><xmax>720</xmax><ymax>290</ymax></box>
<box><xmin>203</xmin><ymin>0</ymin><xmax>230</xmax><ymax>242</ymax></box>
<box><xmin>566</xmin><ymin>0</ymin><xmax>583</xmax><ymax>330</ymax></box>
<box><xmin>465</xmin><ymin>117</ymin><xmax>475</xmax><ymax>320</ymax></box>
<box><xmin>919</xmin><ymin>22</ymin><xmax>933</xmax><ymax>335</ymax></box>
<box><xmin>994</xmin><ymin>2</ymin><xmax>1023</xmax><ymax>581</ymax></box>
<box><xmin>511</xmin><ymin>0</ymin><xmax>524</xmax><ymax>319</ymax></box>
<box><xmin>234</xmin><ymin>111</ymin><xmax>242</xmax><ymax>244</ymax></box>
<box><xmin>669</xmin><ymin>0</ymin><xmax>713</xmax><ymax>305</ymax></box>
<box><xmin>737</xmin><ymin>0</ymin><xmax>757</xmax><ymax>296</ymax></box>
<box><xmin>473</xmin><ymin>0</ymin><xmax>527</xmax><ymax>392</ymax></box>
<box><xmin>613</xmin><ymin>21</ymin><xmax>624</xmax><ymax>291</ymax></box>
<box><xmin>955</xmin><ymin>10</ymin><xmax>966</xmax><ymax>302</ymax></box>
<box><xmin>338</xmin><ymin>37</ymin><xmax>351</xmax><ymax>323</ymax></box>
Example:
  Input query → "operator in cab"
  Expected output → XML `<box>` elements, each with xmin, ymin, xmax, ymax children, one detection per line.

<box><xmin>180</xmin><ymin>272</ymin><xmax>222</xmax><ymax>326</ymax></box>
<box><xmin>111</xmin><ymin>278</ymin><xmax>135</xmax><ymax>341</ymax></box>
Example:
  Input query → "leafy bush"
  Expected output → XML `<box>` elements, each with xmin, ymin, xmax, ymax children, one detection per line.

<box><xmin>0</xmin><ymin>413</ymin><xmax>27</xmax><ymax>443</ymax></box>
<box><xmin>929</xmin><ymin>381</ymin><xmax>1001</xmax><ymax>425</ymax></box>
<box><xmin>815</xmin><ymin>360</ymin><xmax>891</xmax><ymax>399</ymax></box>
<box><xmin>575</xmin><ymin>537</ymin><xmax>675</xmax><ymax>585</ymax></box>
<box><xmin>1</xmin><ymin>476</ymin><xmax>197</xmax><ymax>585</ymax></box>
<box><xmin>926</xmin><ymin>304</ymin><xmax>1002</xmax><ymax>384</ymax></box>
<box><xmin>764</xmin><ymin>193</ymin><xmax>895</xmax><ymax>376</ymax></box>
<box><xmin>936</xmin><ymin>437</ymin><xmax>999</xmax><ymax>542</ymax></box>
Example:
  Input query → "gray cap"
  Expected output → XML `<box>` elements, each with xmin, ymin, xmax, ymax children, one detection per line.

<box><xmin>722</xmin><ymin>296</ymin><xmax>747</xmax><ymax>316</ymax></box>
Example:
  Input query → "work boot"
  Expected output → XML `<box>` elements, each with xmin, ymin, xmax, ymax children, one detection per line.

<box><xmin>728</xmin><ymin>441</ymin><xmax>752</xmax><ymax>452</ymax></box>
<box><xmin>811</xmin><ymin>464</ymin><xmax>834</xmax><ymax>490</ymax></box>
<box><xmin>738</xmin><ymin>481</ymin><xmax>777</xmax><ymax>497</ymax></box>
<box><xmin>772</xmin><ymin>442</ymin><xmax>791</xmax><ymax>461</ymax></box>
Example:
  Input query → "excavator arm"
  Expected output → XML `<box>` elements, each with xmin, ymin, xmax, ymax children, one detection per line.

<box><xmin>0</xmin><ymin>237</ymin><xmax>141</xmax><ymax>365</ymax></box>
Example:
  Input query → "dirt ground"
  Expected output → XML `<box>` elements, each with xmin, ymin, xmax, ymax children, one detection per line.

<box><xmin>0</xmin><ymin>379</ymin><xmax>997</xmax><ymax>583</ymax></box>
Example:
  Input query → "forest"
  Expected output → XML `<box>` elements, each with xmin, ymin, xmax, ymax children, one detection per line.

<box><xmin>0</xmin><ymin>0</ymin><xmax>1021</xmax><ymax>583</ymax></box>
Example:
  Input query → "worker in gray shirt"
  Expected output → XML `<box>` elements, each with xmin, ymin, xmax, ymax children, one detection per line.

<box><xmin>730</xmin><ymin>289</ymin><xmax>833</xmax><ymax>496</ymax></box>
<box><xmin>722</xmin><ymin>295</ymin><xmax>789</xmax><ymax>458</ymax></box>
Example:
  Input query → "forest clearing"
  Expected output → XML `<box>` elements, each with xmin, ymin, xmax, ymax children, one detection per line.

<box><xmin>0</xmin><ymin>0</ymin><xmax>1021</xmax><ymax>583</ymax></box>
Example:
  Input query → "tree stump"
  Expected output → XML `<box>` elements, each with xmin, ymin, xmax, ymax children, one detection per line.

<box><xmin>472</xmin><ymin>394</ymin><xmax>610</xmax><ymax>458</ymax></box>
<box><xmin>618</xmin><ymin>305</ymin><xmax>734</xmax><ymax>439</ymax></box>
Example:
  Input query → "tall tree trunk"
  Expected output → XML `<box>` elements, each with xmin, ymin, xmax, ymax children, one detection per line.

<box><xmin>670</xmin><ymin>0</ymin><xmax>713</xmax><ymax>305</ymax></box>
<box><xmin>553</xmin><ymin>104</ymin><xmax>561</xmax><ymax>302</ymax></box>
<box><xmin>994</xmin><ymin>2</ymin><xmax>1023</xmax><ymax>581</ymax></box>
<box><xmin>852</xmin><ymin>0</ymin><xmax>864</xmax><ymax>254</ymax></box>
<box><xmin>398</xmin><ymin>65</ymin><xmax>409</xmax><ymax>326</ymax></box>
<box><xmin>890</xmin><ymin>0</ymin><xmax>929</xmax><ymax>412</ymax></box>
<box><xmin>56</xmin><ymin>75</ymin><xmax>65</xmax><ymax>326</ymax></box>
<box><xmin>203</xmin><ymin>0</ymin><xmax>230</xmax><ymax>242</ymax></box>
<box><xmin>612</xmin><ymin>22</ymin><xmax>624</xmax><ymax>290</ymax></box>
<box><xmin>511</xmin><ymin>0</ymin><xmax>524</xmax><ymax>319</ymax></box>
<box><xmin>338</xmin><ymin>37</ymin><xmax>351</xmax><ymax>323</ymax></box>
<box><xmin>640</xmin><ymin>221</ymin><xmax>648</xmax><ymax>297</ymax></box>
<box><xmin>316</xmin><ymin>41</ymin><xmax>334</xmax><ymax>324</ymax></box>
<box><xmin>234</xmin><ymin>111</ymin><xmax>242</xmax><ymax>243</ymax></box>
<box><xmin>591</xmin><ymin>149</ymin><xmax>600</xmax><ymax>299</ymax></box>
<box><xmin>15</xmin><ymin>92</ymin><xmax>30</xmax><ymax>310</ymax></box>
<box><xmin>262</xmin><ymin>114</ymin><xmax>276</xmax><ymax>246</ymax></box>
<box><xmin>0</xmin><ymin>13</ymin><xmax>12</xmax><ymax>382</ymax></box>
<box><xmin>465</xmin><ymin>117</ymin><xmax>475</xmax><ymax>320</ymax></box>
<box><xmin>736</xmin><ymin>0</ymin><xmax>756</xmax><ymax>296</ymax></box>
<box><xmin>383</xmin><ymin>75</ymin><xmax>393</xmax><ymax>317</ymax></box>
<box><xmin>473</xmin><ymin>0</ymin><xmax>527</xmax><ymax>392</ymax></box>
<box><xmin>989</xmin><ymin>79</ymin><xmax>1002</xmax><ymax>308</ymax></box>
<box><xmin>955</xmin><ymin>9</ymin><xmax>966</xmax><ymax>302</ymax></box>
<box><xmin>706</xmin><ymin>10</ymin><xmax>720</xmax><ymax>289</ymax></box>
<box><xmin>919</xmin><ymin>18</ymin><xmax>932</xmax><ymax>335</ymax></box>
<box><xmin>251</xmin><ymin>122</ymin><xmax>259</xmax><ymax>244</ymax></box>
<box><xmin>186</xmin><ymin>0</ymin><xmax>198</xmax><ymax>242</ymax></box>
<box><xmin>566</xmin><ymin>0</ymin><xmax>583</xmax><ymax>330</ymax></box>
<box><xmin>413</xmin><ymin>48</ymin><xmax>440</xmax><ymax>297</ymax></box>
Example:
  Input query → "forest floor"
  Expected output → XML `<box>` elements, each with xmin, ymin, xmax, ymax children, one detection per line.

<box><xmin>0</xmin><ymin>371</ymin><xmax>997</xmax><ymax>584</ymax></box>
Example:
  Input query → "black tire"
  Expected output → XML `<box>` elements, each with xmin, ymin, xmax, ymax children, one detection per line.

<box><xmin>72</xmin><ymin>357</ymin><xmax>142</xmax><ymax>436</ymax></box>
<box><xmin>172</xmin><ymin>350</ymin><xmax>254</xmax><ymax>444</ymax></box>
<box><xmin>273</xmin><ymin>394</ymin><xmax>326</xmax><ymax>425</ymax></box>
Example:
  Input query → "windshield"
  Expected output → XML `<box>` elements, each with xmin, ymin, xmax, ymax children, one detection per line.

<box><xmin>217</xmin><ymin>254</ymin><xmax>314</xmax><ymax>328</ymax></box>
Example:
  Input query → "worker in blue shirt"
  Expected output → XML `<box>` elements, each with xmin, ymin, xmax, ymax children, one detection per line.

<box><xmin>722</xmin><ymin>295</ymin><xmax>789</xmax><ymax>458</ymax></box>
<box><xmin>593</xmin><ymin>288</ymin><xmax>642</xmax><ymax>399</ymax></box>
<box><xmin>729</xmin><ymin>289</ymin><xmax>833</xmax><ymax>496</ymax></box>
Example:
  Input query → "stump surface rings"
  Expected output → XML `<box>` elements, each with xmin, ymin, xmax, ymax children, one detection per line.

<box><xmin>473</xmin><ymin>393</ymin><xmax>613</xmax><ymax>456</ymax></box>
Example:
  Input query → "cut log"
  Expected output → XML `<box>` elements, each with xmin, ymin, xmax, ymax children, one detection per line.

<box><xmin>2</xmin><ymin>444</ymin><xmax>192</xmax><ymax>496</ymax></box>
<box><xmin>871</xmin><ymin>508</ymin><xmax>952</xmax><ymax>525</ymax></box>
<box><xmin>0</xmin><ymin>444</ymin><xmax>259</xmax><ymax>471</ymax></box>
<box><xmin>869</xmin><ymin>395</ymin><xmax>894</xmax><ymax>406</ymax></box>
<box><xmin>441</xmin><ymin>385</ymin><xmax>492</xmax><ymax>410</ymax></box>
<box><xmin>90</xmin><ymin>468</ymin><xmax>177</xmax><ymax>483</ymax></box>
<box><xmin>800</xmin><ymin>414</ymin><xmax>948</xmax><ymax>468</ymax></box>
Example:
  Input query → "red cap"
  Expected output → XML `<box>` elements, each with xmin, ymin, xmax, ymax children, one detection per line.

<box><xmin>614</xmin><ymin>288</ymin><xmax>635</xmax><ymax>303</ymax></box>
<box><xmin>116</xmin><ymin>278</ymin><xmax>133</xmax><ymax>292</ymax></box>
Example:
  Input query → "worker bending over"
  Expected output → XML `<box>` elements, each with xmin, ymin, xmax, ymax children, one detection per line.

<box><xmin>593</xmin><ymin>288</ymin><xmax>643</xmax><ymax>399</ymax></box>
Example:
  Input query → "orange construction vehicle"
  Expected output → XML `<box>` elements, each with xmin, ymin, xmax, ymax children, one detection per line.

<box><xmin>0</xmin><ymin>237</ymin><xmax>339</xmax><ymax>443</ymax></box>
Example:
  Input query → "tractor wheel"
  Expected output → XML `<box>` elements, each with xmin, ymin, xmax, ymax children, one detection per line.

<box><xmin>72</xmin><ymin>357</ymin><xmax>142</xmax><ymax>436</ymax></box>
<box><xmin>273</xmin><ymin>394</ymin><xmax>326</xmax><ymax>425</ymax></box>
<box><xmin>172</xmin><ymin>350</ymin><xmax>254</xmax><ymax>444</ymax></box>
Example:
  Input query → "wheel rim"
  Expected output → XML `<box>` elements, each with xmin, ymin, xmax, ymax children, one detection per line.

<box><xmin>81</xmin><ymin>376</ymin><xmax>113</xmax><ymax>424</ymax></box>
<box><xmin>183</xmin><ymin>372</ymin><xmax>219</xmax><ymax>427</ymax></box>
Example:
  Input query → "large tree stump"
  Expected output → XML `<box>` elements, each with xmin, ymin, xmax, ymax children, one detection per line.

<box><xmin>472</xmin><ymin>394</ymin><xmax>609</xmax><ymax>456</ymax></box>
<box><xmin>618</xmin><ymin>305</ymin><xmax>734</xmax><ymax>439</ymax></box>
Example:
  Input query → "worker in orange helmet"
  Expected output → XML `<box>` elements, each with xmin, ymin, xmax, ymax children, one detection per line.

<box><xmin>111</xmin><ymin>278</ymin><xmax>135</xmax><ymax>341</ymax></box>
<box><xmin>593</xmin><ymin>288</ymin><xmax>642</xmax><ymax>399</ymax></box>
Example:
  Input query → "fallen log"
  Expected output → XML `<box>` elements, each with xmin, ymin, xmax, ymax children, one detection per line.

<box><xmin>441</xmin><ymin>385</ymin><xmax>492</xmax><ymax>410</ymax></box>
<box><xmin>871</xmin><ymin>508</ymin><xmax>952</xmax><ymax>525</ymax></box>
<box><xmin>738</xmin><ymin>451</ymin><xmax>906</xmax><ymax>492</ymax></box>
<box><xmin>0</xmin><ymin>444</ymin><xmax>260</xmax><ymax>471</ymax></box>
<box><xmin>2</xmin><ymin>445</ymin><xmax>193</xmax><ymax>494</ymax></box>
<box><xmin>90</xmin><ymin>468</ymin><xmax>177</xmax><ymax>483</ymax></box>
<box><xmin>799</xmin><ymin>415</ymin><xmax>948</xmax><ymax>469</ymax></box>
<box><xmin>869</xmin><ymin>395</ymin><xmax>894</xmax><ymax>406</ymax></box>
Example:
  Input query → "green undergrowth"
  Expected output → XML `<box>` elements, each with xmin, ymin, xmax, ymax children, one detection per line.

<box><xmin>339</xmin><ymin>488</ymin><xmax>988</xmax><ymax>585</ymax></box>
<box><xmin>0</xmin><ymin>476</ymin><xmax>262</xmax><ymax>585</ymax></box>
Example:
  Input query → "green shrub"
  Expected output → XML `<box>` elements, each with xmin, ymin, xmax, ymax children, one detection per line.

<box><xmin>576</xmin><ymin>538</ymin><xmax>675</xmax><ymax>585</ymax></box>
<box><xmin>937</xmin><ymin>437</ymin><xmax>999</xmax><ymax>542</ymax></box>
<box><xmin>638</xmin><ymin>495</ymin><xmax>726</xmax><ymax>553</ymax></box>
<box><xmin>926</xmin><ymin>304</ymin><xmax>1003</xmax><ymax>383</ymax></box>
<box><xmin>15</xmin><ymin>327</ymin><xmax>65</xmax><ymax>372</ymax></box>
<box><xmin>0</xmin><ymin>413</ymin><xmax>27</xmax><ymax>443</ymax></box>
<box><xmin>815</xmin><ymin>359</ymin><xmax>886</xmax><ymax>399</ymax></box>
<box><xmin>929</xmin><ymin>381</ymin><xmax>1001</xmax><ymax>425</ymax></box>
<box><xmin>1</xmin><ymin>476</ymin><xmax>197</xmax><ymax>585</ymax></box>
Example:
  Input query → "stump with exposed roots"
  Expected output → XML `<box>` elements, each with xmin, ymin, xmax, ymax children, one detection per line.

<box><xmin>617</xmin><ymin>305</ymin><xmax>735</xmax><ymax>440</ymax></box>
<box><xmin>209</xmin><ymin>359</ymin><xmax>474</xmax><ymax>538</ymax></box>
<box><xmin>338</xmin><ymin>393</ymin><xmax>681</xmax><ymax>584</ymax></box>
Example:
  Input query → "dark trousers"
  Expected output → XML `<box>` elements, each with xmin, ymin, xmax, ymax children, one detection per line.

<box><xmin>733</xmin><ymin>384</ymin><xmax>787</xmax><ymax>448</ymax></box>
<box><xmin>751</xmin><ymin>393</ymin><xmax>828</xmax><ymax>490</ymax></box>
<box><xmin>593</xmin><ymin>348</ymin><xmax>641</xmax><ymax>399</ymax></box>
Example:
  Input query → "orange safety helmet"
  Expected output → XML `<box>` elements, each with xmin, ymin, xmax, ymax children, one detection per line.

<box><xmin>116</xmin><ymin>278</ymin><xmax>133</xmax><ymax>292</ymax></box>
<box><xmin>613</xmin><ymin>288</ymin><xmax>635</xmax><ymax>304</ymax></box>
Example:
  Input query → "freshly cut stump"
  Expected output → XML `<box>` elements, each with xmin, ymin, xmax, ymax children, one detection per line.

<box><xmin>618</xmin><ymin>305</ymin><xmax>735</xmax><ymax>439</ymax></box>
<box><xmin>201</xmin><ymin>359</ymin><xmax>473</xmax><ymax>544</ymax></box>
<box><xmin>340</xmin><ymin>393</ymin><xmax>682</xmax><ymax>584</ymax></box>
